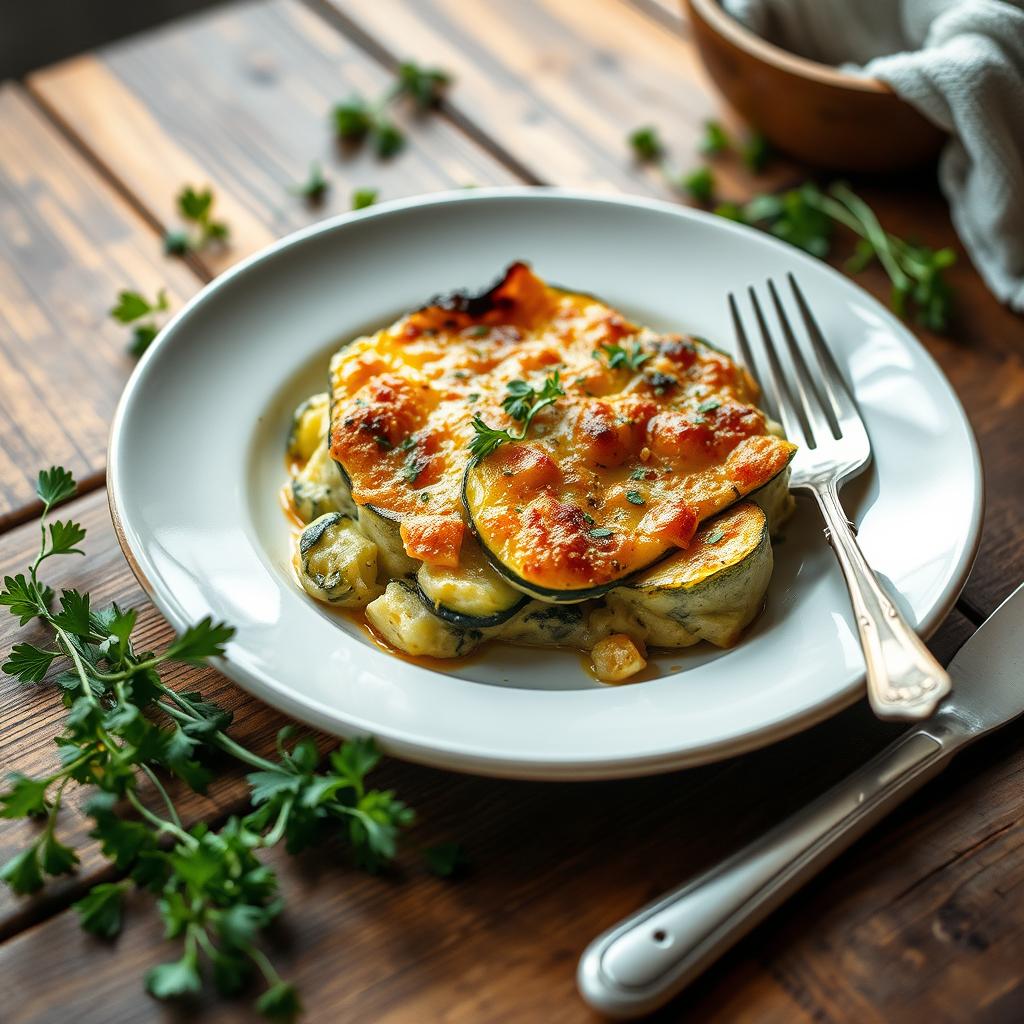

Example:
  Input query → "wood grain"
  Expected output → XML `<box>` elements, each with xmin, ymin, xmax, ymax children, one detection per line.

<box><xmin>0</xmin><ymin>480</ymin><xmax>980</xmax><ymax>1019</ymax></box>
<box><xmin>28</xmin><ymin>0</ymin><xmax>518</xmax><ymax>278</ymax></box>
<box><xmin>334</xmin><ymin>0</ymin><xmax>1024</xmax><ymax>617</ymax></box>
<box><xmin>328</xmin><ymin>0</ymin><xmax>796</xmax><ymax>200</ymax></box>
<box><xmin>0</xmin><ymin>84</ymin><xmax>199</xmax><ymax>527</ymax></box>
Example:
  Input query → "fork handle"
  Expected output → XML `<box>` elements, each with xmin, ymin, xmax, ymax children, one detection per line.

<box><xmin>813</xmin><ymin>482</ymin><xmax>951</xmax><ymax>720</ymax></box>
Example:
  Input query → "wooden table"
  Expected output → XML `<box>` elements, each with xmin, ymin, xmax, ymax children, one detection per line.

<box><xmin>1</xmin><ymin>1</ymin><xmax>1022</xmax><ymax>1020</ymax></box>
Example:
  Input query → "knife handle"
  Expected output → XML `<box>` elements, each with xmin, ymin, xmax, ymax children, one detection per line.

<box><xmin>577</xmin><ymin>721</ymin><xmax>964</xmax><ymax>1020</ymax></box>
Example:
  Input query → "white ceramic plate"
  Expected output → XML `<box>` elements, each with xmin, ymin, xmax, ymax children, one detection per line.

<box><xmin>109</xmin><ymin>189</ymin><xmax>982</xmax><ymax>780</ymax></box>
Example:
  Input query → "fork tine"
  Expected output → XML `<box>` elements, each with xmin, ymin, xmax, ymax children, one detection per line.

<box><xmin>787</xmin><ymin>274</ymin><xmax>860</xmax><ymax>426</ymax></box>
<box><xmin>730</xmin><ymin>292</ymin><xmax>783</xmax><ymax>429</ymax></box>
<box><xmin>767</xmin><ymin>280</ymin><xmax>838</xmax><ymax>441</ymax></box>
<box><xmin>745</xmin><ymin>287</ymin><xmax>809</xmax><ymax>447</ymax></box>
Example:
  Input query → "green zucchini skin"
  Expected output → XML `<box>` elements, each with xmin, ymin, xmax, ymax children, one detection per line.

<box><xmin>294</xmin><ymin>512</ymin><xmax>379</xmax><ymax>607</ymax></box>
<box><xmin>415</xmin><ymin>538</ymin><xmax>529</xmax><ymax>628</ymax></box>
<box><xmin>607</xmin><ymin>502</ymin><xmax>773</xmax><ymax>649</ymax></box>
<box><xmin>462</xmin><ymin>452</ymin><xmax>794</xmax><ymax>605</ymax></box>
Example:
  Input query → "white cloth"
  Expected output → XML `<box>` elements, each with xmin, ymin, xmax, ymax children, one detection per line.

<box><xmin>723</xmin><ymin>0</ymin><xmax>1024</xmax><ymax>312</ymax></box>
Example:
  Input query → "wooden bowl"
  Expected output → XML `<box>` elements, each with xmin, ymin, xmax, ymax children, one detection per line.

<box><xmin>684</xmin><ymin>0</ymin><xmax>945</xmax><ymax>171</ymax></box>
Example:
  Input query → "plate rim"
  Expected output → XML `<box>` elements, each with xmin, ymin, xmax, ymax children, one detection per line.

<box><xmin>107</xmin><ymin>186</ymin><xmax>985</xmax><ymax>780</ymax></box>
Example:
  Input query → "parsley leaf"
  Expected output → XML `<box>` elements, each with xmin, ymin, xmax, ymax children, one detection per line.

<box><xmin>1</xmin><ymin>574</ymin><xmax>51</xmax><ymax>625</ymax></box>
<box><xmin>333</xmin><ymin>96</ymin><xmax>374</xmax><ymax>140</ymax></box>
<box><xmin>165</xmin><ymin>617</ymin><xmax>235</xmax><ymax>664</ymax></box>
<box><xmin>469</xmin><ymin>372</ymin><xmax>564</xmax><ymax>461</ymax></box>
<box><xmin>700</xmin><ymin>120</ymin><xmax>730</xmax><ymax>155</ymax></box>
<box><xmin>629</xmin><ymin>125</ymin><xmax>664</xmax><ymax>162</ymax></box>
<box><xmin>290</xmin><ymin>161</ymin><xmax>329</xmax><ymax>204</ymax></box>
<box><xmin>0</xmin><ymin>774</ymin><xmax>50</xmax><ymax>818</ymax></box>
<box><xmin>73</xmin><ymin>882</ymin><xmax>127</xmax><ymax>938</ymax></box>
<box><xmin>37</xmin><ymin>466</ymin><xmax>76</xmax><ymax>509</ymax></box>
<box><xmin>48</xmin><ymin>520</ymin><xmax>87</xmax><ymax>557</ymax></box>
<box><xmin>742</xmin><ymin>131</ymin><xmax>771</xmax><ymax>172</ymax></box>
<box><xmin>681</xmin><ymin>166</ymin><xmax>715</xmax><ymax>204</ymax></box>
<box><xmin>0</xmin><ymin>846</ymin><xmax>43</xmax><ymax>894</ymax></box>
<box><xmin>590</xmin><ymin>527</ymin><xmax>614</xmax><ymax>539</ymax></box>
<box><xmin>111</xmin><ymin>289</ymin><xmax>168</xmax><ymax>324</ymax></box>
<box><xmin>3</xmin><ymin>643</ymin><xmax>57</xmax><ymax>683</ymax></box>
<box><xmin>165</xmin><ymin>185</ymin><xmax>231</xmax><ymax>255</ymax></box>
<box><xmin>705</xmin><ymin>527</ymin><xmax>726</xmax><ymax>545</ymax></box>
<box><xmin>424</xmin><ymin>841</ymin><xmax>469</xmax><ymax>878</ymax></box>
<box><xmin>595</xmin><ymin>341</ymin><xmax>651</xmax><ymax>372</ymax></box>
<box><xmin>625</xmin><ymin>490</ymin><xmax>645</xmax><ymax>506</ymax></box>
<box><xmin>697</xmin><ymin>399</ymin><xmax>720</xmax><ymax>414</ymax></box>
<box><xmin>393</xmin><ymin>61</ymin><xmax>451</xmax><ymax>109</ymax></box>
<box><xmin>352</xmin><ymin>187</ymin><xmax>379</xmax><ymax>210</ymax></box>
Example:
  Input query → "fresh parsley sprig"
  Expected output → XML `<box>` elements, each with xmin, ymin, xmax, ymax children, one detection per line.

<box><xmin>594</xmin><ymin>341</ymin><xmax>652</xmax><ymax>372</ymax></box>
<box><xmin>333</xmin><ymin>61</ymin><xmax>452</xmax><ymax>159</ymax></box>
<box><xmin>716</xmin><ymin>182</ymin><xmax>957</xmax><ymax>330</ymax></box>
<box><xmin>0</xmin><ymin>467</ymin><xmax>414</xmax><ymax>1021</ymax></box>
<box><xmin>164</xmin><ymin>186</ymin><xmax>231</xmax><ymax>256</ymax></box>
<box><xmin>468</xmin><ymin>372</ymin><xmax>564</xmax><ymax>461</ymax></box>
<box><xmin>289</xmin><ymin>161</ymin><xmax>330</xmax><ymax>205</ymax></box>
<box><xmin>110</xmin><ymin>289</ymin><xmax>170</xmax><ymax>358</ymax></box>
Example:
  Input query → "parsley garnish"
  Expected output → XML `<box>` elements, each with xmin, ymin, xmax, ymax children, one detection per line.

<box><xmin>0</xmin><ymin>466</ymin><xmax>414</xmax><ymax>1020</ymax></box>
<box><xmin>590</xmin><ymin>527</ymin><xmax>614</xmax><ymax>539</ymax></box>
<box><xmin>705</xmin><ymin>527</ymin><xmax>726</xmax><ymax>544</ymax></box>
<box><xmin>700</xmin><ymin>120</ymin><xmax>730</xmax><ymax>155</ymax></box>
<box><xmin>629</xmin><ymin>125</ymin><xmax>664</xmax><ymax>162</ymax></box>
<box><xmin>467</xmin><ymin>392</ymin><xmax>480</xmax><ymax>403</ymax></box>
<box><xmin>165</xmin><ymin>186</ymin><xmax>230</xmax><ymax>256</ymax></box>
<box><xmin>715</xmin><ymin>181</ymin><xmax>956</xmax><ymax>330</ymax></box>
<box><xmin>741</xmin><ymin>131</ymin><xmax>771</xmax><ymax>172</ymax></box>
<box><xmin>625</xmin><ymin>490</ymin><xmax>645</xmax><ymax>506</ymax></box>
<box><xmin>110</xmin><ymin>289</ymin><xmax>170</xmax><ymax>358</ymax></box>
<box><xmin>681</xmin><ymin>166</ymin><xmax>715</xmax><ymax>205</ymax></box>
<box><xmin>629</xmin><ymin>467</ymin><xmax>647</xmax><ymax>481</ymax></box>
<box><xmin>595</xmin><ymin>341</ymin><xmax>652</xmax><ymax>373</ymax></box>
<box><xmin>468</xmin><ymin>372</ymin><xmax>564</xmax><ymax>461</ymax></box>
<box><xmin>392</xmin><ymin>61</ymin><xmax>451</xmax><ymax>110</ymax></box>
<box><xmin>352</xmin><ymin>187</ymin><xmax>379</xmax><ymax>210</ymax></box>
<box><xmin>697</xmin><ymin>399</ymin><xmax>720</xmax><ymax>414</ymax></box>
<box><xmin>290</xmin><ymin>161</ymin><xmax>329</xmax><ymax>204</ymax></box>
<box><xmin>333</xmin><ymin>61</ymin><xmax>452</xmax><ymax>160</ymax></box>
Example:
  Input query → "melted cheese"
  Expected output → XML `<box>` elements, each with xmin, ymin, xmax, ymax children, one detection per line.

<box><xmin>329</xmin><ymin>263</ymin><xmax>795</xmax><ymax>583</ymax></box>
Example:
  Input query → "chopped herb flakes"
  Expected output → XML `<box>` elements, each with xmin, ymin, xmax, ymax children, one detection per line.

<box><xmin>625</xmin><ymin>490</ymin><xmax>645</xmax><ymax>506</ymax></box>
<box><xmin>697</xmin><ymin>399</ymin><xmax>720</xmax><ymax>414</ymax></box>
<box><xmin>629</xmin><ymin>467</ymin><xmax>647</xmax><ymax>481</ymax></box>
<box><xmin>590</xmin><ymin>527</ymin><xmax>614</xmax><ymax>539</ymax></box>
<box><xmin>705</xmin><ymin>528</ymin><xmax>726</xmax><ymax>545</ymax></box>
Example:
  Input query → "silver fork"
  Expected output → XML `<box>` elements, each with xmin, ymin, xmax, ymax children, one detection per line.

<box><xmin>730</xmin><ymin>274</ymin><xmax>951</xmax><ymax>721</ymax></box>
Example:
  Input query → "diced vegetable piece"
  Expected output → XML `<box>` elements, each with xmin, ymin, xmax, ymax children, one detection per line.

<box><xmin>591</xmin><ymin>634</ymin><xmax>647</xmax><ymax>683</ymax></box>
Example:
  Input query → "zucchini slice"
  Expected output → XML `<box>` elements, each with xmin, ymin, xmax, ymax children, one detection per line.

<box><xmin>291</xmin><ymin>441</ymin><xmax>353</xmax><ymax>523</ymax></box>
<box><xmin>294</xmin><ymin>513</ymin><xmax>379</xmax><ymax>608</ymax></box>
<box><xmin>416</xmin><ymin>536</ymin><xmax>528</xmax><ymax>628</ymax></box>
<box><xmin>607</xmin><ymin>502</ymin><xmax>772</xmax><ymax>648</ymax></box>
<box><xmin>365</xmin><ymin>581</ymin><xmax>482</xmax><ymax>659</ymax></box>
<box><xmin>463</xmin><ymin>444</ymin><xmax>793</xmax><ymax>603</ymax></box>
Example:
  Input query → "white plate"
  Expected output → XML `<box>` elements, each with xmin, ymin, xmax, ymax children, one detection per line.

<box><xmin>109</xmin><ymin>189</ymin><xmax>982</xmax><ymax>780</ymax></box>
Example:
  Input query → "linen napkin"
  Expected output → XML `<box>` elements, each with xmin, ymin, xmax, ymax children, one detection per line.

<box><xmin>722</xmin><ymin>0</ymin><xmax>1024</xmax><ymax>313</ymax></box>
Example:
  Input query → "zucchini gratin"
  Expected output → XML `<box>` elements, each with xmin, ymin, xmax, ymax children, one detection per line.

<box><xmin>284</xmin><ymin>263</ymin><xmax>795</xmax><ymax>682</ymax></box>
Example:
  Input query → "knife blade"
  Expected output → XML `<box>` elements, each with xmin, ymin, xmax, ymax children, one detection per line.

<box><xmin>578</xmin><ymin>583</ymin><xmax>1024</xmax><ymax>1020</ymax></box>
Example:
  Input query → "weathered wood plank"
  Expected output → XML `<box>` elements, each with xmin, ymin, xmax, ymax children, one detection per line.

<box><xmin>28</xmin><ymin>0</ymin><xmax>518</xmax><ymax>278</ymax></box>
<box><xmin>0</xmin><ymin>479</ymin><xmax>980</xmax><ymax>1018</ymax></box>
<box><xmin>0</xmin><ymin>84</ymin><xmax>198</xmax><ymax>527</ymax></box>
<box><xmin>3</xmin><ymin>609</ymin><xmax>1015</xmax><ymax>1024</ymax></box>
<box><xmin>334</xmin><ymin>0</ymin><xmax>1024</xmax><ymax>618</ymax></box>
<box><xmin>328</xmin><ymin>0</ymin><xmax>795</xmax><ymax>200</ymax></box>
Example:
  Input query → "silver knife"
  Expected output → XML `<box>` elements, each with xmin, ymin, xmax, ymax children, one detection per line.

<box><xmin>578</xmin><ymin>582</ymin><xmax>1024</xmax><ymax>1020</ymax></box>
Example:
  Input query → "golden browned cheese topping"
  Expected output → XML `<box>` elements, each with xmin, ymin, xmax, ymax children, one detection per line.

<box><xmin>329</xmin><ymin>263</ymin><xmax>795</xmax><ymax>583</ymax></box>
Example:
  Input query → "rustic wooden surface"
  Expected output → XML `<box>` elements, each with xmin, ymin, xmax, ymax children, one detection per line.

<box><xmin>1</xmin><ymin>0</ymin><xmax>1022</xmax><ymax>1019</ymax></box>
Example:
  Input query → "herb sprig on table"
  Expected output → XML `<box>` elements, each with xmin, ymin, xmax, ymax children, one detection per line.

<box><xmin>164</xmin><ymin>186</ymin><xmax>231</xmax><ymax>256</ymax></box>
<box><xmin>110</xmin><ymin>289</ymin><xmax>171</xmax><ymax>357</ymax></box>
<box><xmin>333</xmin><ymin>60</ymin><xmax>452</xmax><ymax>159</ymax></box>
<box><xmin>468</xmin><ymin>372</ymin><xmax>565</xmax><ymax>460</ymax></box>
<box><xmin>0</xmin><ymin>467</ymin><xmax>413</xmax><ymax>1021</ymax></box>
<box><xmin>627</xmin><ymin>121</ymin><xmax>956</xmax><ymax>331</ymax></box>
